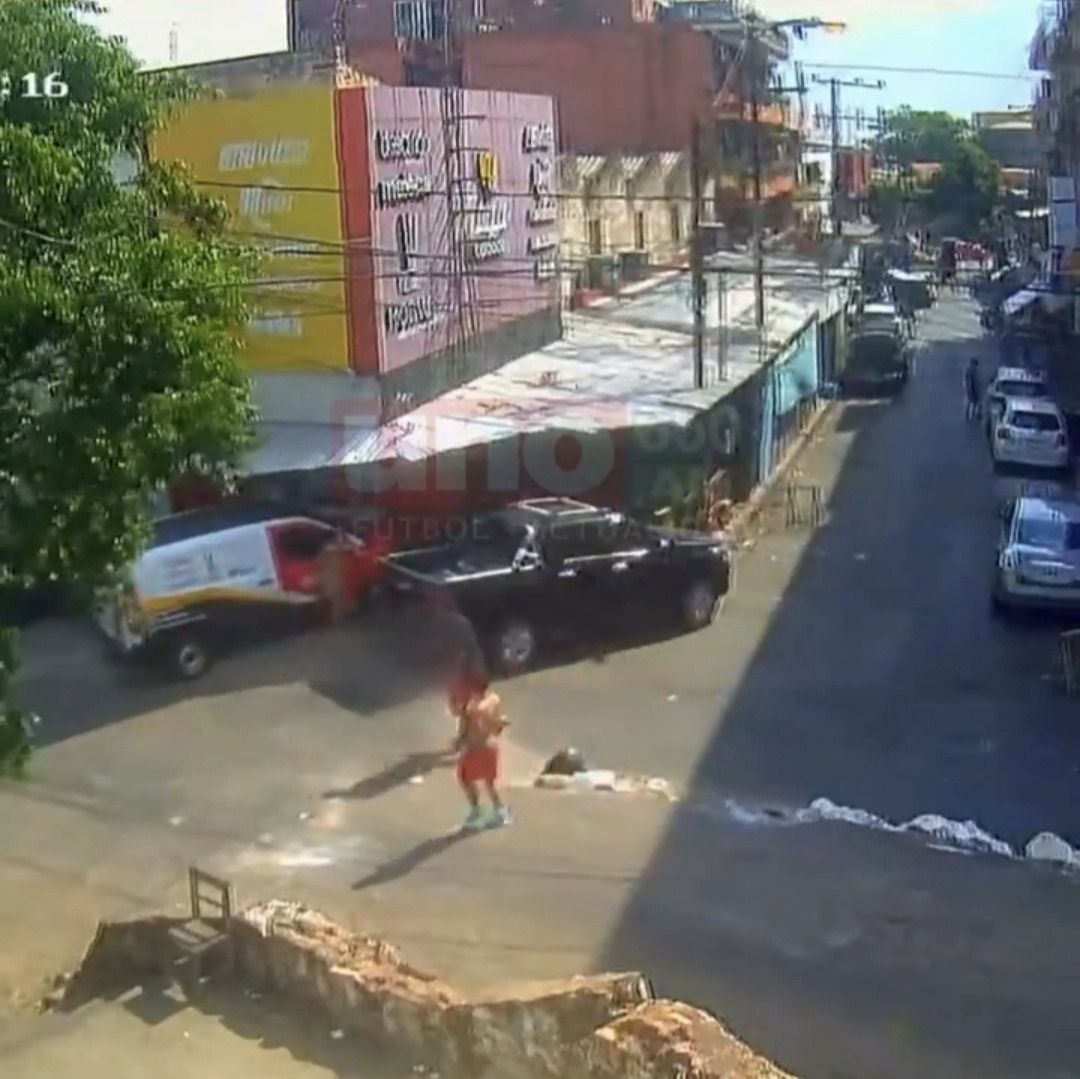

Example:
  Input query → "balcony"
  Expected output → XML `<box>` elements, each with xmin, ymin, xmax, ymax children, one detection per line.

<box><xmin>714</xmin><ymin>92</ymin><xmax>791</xmax><ymax>127</ymax></box>
<box><xmin>658</xmin><ymin>1</ymin><xmax>790</xmax><ymax>59</ymax></box>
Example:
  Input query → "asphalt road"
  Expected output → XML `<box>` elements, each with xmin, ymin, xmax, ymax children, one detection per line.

<box><xmin>4</xmin><ymin>293</ymin><xmax>1080</xmax><ymax>1079</ymax></box>
<box><xmin>695</xmin><ymin>293</ymin><xmax>1080</xmax><ymax>842</ymax></box>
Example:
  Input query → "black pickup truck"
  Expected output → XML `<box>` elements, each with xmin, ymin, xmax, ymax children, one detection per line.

<box><xmin>380</xmin><ymin>497</ymin><xmax>732</xmax><ymax>674</ymax></box>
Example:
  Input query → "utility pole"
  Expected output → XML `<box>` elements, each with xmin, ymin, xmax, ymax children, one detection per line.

<box><xmin>747</xmin><ymin>22</ymin><xmax>766</xmax><ymax>331</ymax></box>
<box><xmin>690</xmin><ymin>114</ymin><xmax>705</xmax><ymax>390</ymax></box>
<box><xmin>812</xmin><ymin>75</ymin><xmax>885</xmax><ymax>238</ymax></box>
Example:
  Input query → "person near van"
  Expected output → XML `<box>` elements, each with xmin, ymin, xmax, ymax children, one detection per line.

<box><xmin>964</xmin><ymin>357</ymin><xmax>982</xmax><ymax>421</ymax></box>
<box><xmin>318</xmin><ymin>529</ymin><xmax>350</xmax><ymax>623</ymax></box>
<box><xmin>449</xmin><ymin>649</ymin><xmax>510</xmax><ymax>830</ymax></box>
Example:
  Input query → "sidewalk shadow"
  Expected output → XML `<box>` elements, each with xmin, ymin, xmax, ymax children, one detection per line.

<box><xmin>324</xmin><ymin>750</ymin><xmax>454</xmax><ymax>802</ymax></box>
<box><xmin>351</xmin><ymin>830</ymin><xmax>474</xmax><ymax>891</ymax></box>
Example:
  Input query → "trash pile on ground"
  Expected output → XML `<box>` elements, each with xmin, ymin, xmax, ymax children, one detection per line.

<box><xmin>534</xmin><ymin>749</ymin><xmax>677</xmax><ymax>800</ymax></box>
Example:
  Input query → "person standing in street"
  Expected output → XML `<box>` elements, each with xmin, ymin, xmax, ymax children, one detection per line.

<box><xmin>964</xmin><ymin>356</ymin><xmax>982</xmax><ymax>421</ymax></box>
<box><xmin>448</xmin><ymin>648</ymin><xmax>510</xmax><ymax>830</ymax></box>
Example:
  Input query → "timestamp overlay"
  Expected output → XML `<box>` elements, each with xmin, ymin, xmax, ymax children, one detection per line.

<box><xmin>0</xmin><ymin>71</ymin><xmax>69</xmax><ymax>102</ymax></box>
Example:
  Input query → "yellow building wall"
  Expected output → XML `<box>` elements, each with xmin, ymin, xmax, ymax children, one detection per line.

<box><xmin>153</xmin><ymin>84</ymin><xmax>350</xmax><ymax>373</ymax></box>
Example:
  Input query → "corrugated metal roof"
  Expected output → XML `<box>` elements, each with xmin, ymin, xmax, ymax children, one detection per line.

<box><xmin>245</xmin><ymin>420</ymin><xmax>374</xmax><ymax>476</ymax></box>
<box><xmin>245</xmin><ymin>255</ymin><xmax>849</xmax><ymax>476</ymax></box>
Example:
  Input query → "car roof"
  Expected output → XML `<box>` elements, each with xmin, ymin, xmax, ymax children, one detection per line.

<box><xmin>1017</xmin><ymin>497</ymin><xmax>1080</xmax><ymax>523</ymax></box>
<box><xmin>862</xmin><ymin>302</ymin><xmax>898</xmax><ymax>315</ymax></box>
<box><xmin>994</xmin><ymin>367</ymin><xmax>1044</xmax><ymax>384</ymax></box>
<box><xmin>149</xmin><ymin>501</ymin><xmax>313</xmax><ymax>549</ymax></box>
<box><xmin>1002</xmin><ymin>395</ymin><xmax>1061</xmax><ymax>414</ymax></box>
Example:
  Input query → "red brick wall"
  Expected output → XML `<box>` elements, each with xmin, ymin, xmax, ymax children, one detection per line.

<box><xmin>463</xmin><ymin>26</ymin><xmax>713</xmax><ymax>154</ymax></box>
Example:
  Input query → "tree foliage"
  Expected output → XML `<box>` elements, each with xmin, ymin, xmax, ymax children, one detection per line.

<box><xmin>868</xmin><ymin>106</ymin><xmax>1002</xmax><ymax>237</ymax></box>
<box><xmin>0</xmin><ymin>0</ymin><xmax>259</xmax><ymax>769</ymax></box>
<box><xmin>873</xmin><ymin>107</ymin><xmax>971</xmax><ymax>170</ymax></box>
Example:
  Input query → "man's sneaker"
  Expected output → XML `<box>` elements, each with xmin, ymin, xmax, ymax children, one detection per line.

<box><xmin>486</xmin><ymin>806</ymin><xmax>512</xmax><ymax>829</ymax></box>
<box><xmin>462</xmin><ymin>806</ymin><xmax>485</xmax><ymax>830</ymax></box>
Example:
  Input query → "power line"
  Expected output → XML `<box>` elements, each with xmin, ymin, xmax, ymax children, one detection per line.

<box><xmin>801</xmin><ymin>62</ymin><xmax>1035</xmax><ymax>81</ymax></box>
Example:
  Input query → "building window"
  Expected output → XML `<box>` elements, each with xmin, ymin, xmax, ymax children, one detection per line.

<box><xmin>393</xmin><ymin>0</ymin><xmax>446</xmax><ymax>40</ymax></box>
<box><xmin>634</xmin><ymin>212</ymin><xmax>646</xmax><ymax>251</ymax></box>
<box><xmin>669</xmin><ymin>205</ymin><xmax>681</xmax><ymax>244</ymax></box>
<box><xmin>587</xmin><ymin>218</ymin><xmax>603</xmax><ymax>255</ymax></box>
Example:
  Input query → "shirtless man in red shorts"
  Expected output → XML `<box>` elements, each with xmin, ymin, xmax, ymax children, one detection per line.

<box><xmin>448</xmin><ymin>650</ymin><xmax>510</xmax><ymax>830</ymax></box>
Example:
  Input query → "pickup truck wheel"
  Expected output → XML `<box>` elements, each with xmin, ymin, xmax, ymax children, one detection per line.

<box><xmin>491</xmin><ymin>621</ymin><xmax>537</xmax><ymax>675</ymax></box>
<box><xmin>681</xmin><ymin>581</ymin><xmax>719</xmax><ymax>631</ymax></box>
<box><xmin>168</xmin><ymin>632</ymin><xmax>213</xmax><ymax>680</ymax></box>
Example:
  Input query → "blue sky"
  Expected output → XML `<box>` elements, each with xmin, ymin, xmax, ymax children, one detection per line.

<box><xmin>93</xmin><ymin>0</ymin><xmax>1043</xmax><ymax>120</ymax></box>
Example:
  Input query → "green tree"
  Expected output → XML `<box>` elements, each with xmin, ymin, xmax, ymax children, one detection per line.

<box><xmin>874</xmin><ymin>107</ymin><xmax>971</xmax><ymax>171</ymax></box>
<box><xmin>926</xmin><ymin>141</ymin><xmax>1002</xmax><ymax>236</ymax></box>
<box><xmin>0</xmin><ymin>0</ymin><xmax>258</xmax><ymax>772</ymax></box>
<box><xmin>867</xmin><ymin>106</ymin><xmax>1003</xmax><ymax>237</ymax></box>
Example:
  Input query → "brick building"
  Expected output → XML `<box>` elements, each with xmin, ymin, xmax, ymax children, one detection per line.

<box><xmin>287</xmin><ymin>0</ymin><xmax>801</xmax><ymax>232</ymax></box>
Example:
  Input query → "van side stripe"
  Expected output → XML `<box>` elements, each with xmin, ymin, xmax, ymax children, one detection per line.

<box><xmin>140</xmin><ymin>586</ymin><xmax>318</xmax><ymax>615</ymax></box>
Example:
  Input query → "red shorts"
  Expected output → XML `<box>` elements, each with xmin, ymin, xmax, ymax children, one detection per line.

<box><xmin>457</xmin><ymin>744</ymin><xmax>499</xmax><ymax>785</ymax></box>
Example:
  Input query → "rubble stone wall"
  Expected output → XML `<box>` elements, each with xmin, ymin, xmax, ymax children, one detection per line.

<box><xmin>54</xmin><ymin>899</ymin><xmax>796</xmax><ymax>1079</ymax></box>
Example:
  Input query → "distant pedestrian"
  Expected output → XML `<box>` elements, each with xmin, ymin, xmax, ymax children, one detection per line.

<box><xmin>964</xmin><ymin>356</ymin><xmax>982</xmax><ymax>421</ymax></box>
<box><xmin>449</xmin><ymin>651</ymin><xmax>510</xmax><ymax>830</ymax></box>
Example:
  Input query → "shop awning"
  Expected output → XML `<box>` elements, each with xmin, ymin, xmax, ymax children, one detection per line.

<box><xmin>1002</xmin><ymin>286</ymin><xmax>1072</xmax><ymax>316</ymax></box>
<box><xmin>575</xmin><ymin>155</ymin><xmax>608</xmax><ymax>183</ymax></box>
<box><xmin>1002</xmin><ymin>288</ymin><xmax>1040</xmax><ymax>315</ymax></box>
<box><xmin>622</xmin><ymin>156</ymin><xmax>649</xmax><ymax>184</ymax></box>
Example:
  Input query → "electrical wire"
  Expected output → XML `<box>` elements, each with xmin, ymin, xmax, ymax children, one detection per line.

<box><xmin>801</xmin><ymin>62</ymin><xmax>1036</xmax><ymax>81</ymax></box>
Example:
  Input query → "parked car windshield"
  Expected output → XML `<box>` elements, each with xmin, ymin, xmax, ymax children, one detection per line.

<box><xmin>1016</xmin><ymin>518</ymin><xmax>1080</xmax><ymax>549</ymax></box>
<box><xmin>1017</xmin><ymin>518</ymin><xmax>1065</xmax><ymax>548</ymax></box>
<box><xmin>459</xmin><ymin>512</ymin><xmax>530</xmax><ymax>552</ymax></box>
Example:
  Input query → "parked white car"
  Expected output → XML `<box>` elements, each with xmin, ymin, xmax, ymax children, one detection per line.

<box><xmin>984</xmin><ymin>366</ymin><xmax>1049</xmax><ymax>435</ymax></box>
<box><xmin>990</xmin><ymin>397</ymin><xmax>1071</xmax><ymax>473</ymax></box>
<box><xmin>993</xmin><ymin>496</ymin><xmax>1080</xmax><ymax>614</ymax></box>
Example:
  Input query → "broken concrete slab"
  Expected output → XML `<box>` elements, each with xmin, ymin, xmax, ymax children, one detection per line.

<box><xmin>49</xmin><ymin>900</ymin><xmax>796</xmax><ymax>1079</ymax></box>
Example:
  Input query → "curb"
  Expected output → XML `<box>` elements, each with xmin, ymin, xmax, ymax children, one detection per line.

<box><xmin>727</xmin><ymin>398</ymin><xmax>839</xmax><ymax>542</ymax></box>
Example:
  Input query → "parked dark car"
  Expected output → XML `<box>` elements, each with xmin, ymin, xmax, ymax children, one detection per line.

<box><xmin>840</xmin><ymin>330</ymin><xmax>911</xmax><ymax>395</ymax></box>
<box><xmin>380</xmin><ymin>497</ymin><xmax>732</xmax><ymax>674</ymax></box>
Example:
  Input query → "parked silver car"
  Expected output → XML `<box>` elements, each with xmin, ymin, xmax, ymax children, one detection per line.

<box><xmin>992</xmin><ymin>496</ymin><xmax>1080</xmax><ymax>614</ymax></box>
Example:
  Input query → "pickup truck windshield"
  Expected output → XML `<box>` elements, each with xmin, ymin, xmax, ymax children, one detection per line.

<box><xmin>460</xmin><ymin>512</ymin><xmax>530</xmax><ymax>553</ymax></box>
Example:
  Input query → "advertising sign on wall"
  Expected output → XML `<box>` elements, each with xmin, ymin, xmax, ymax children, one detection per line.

<box><xmin>361</xmin><ymin>87</ymin><xmax>559</xmax><ymax>374</ymax></box>
<box><xmin>152</xmin><ymin>84</ymin><xmax>349</xmax><ymax>372</ymax></box>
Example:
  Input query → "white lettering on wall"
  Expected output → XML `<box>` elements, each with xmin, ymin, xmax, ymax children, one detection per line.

<box><xmin>238</xmin><ymin>179</ymin><xmax>294</xmax><ymax>230</ymax></box>
<box><xmin>376</xmin><ymin>173</ymin><xmax>434</xmax><ymax>207</ymax></box>
<box><xmin>219</xmin><ymin>139</ymin><xmax>310</xmax><ymax>171</ymax></box>
<box><xmin>467</xmin><ymin>200</ymin><xmax>509</xmax><ymax>240</ymax></box>
<box><xmin>534</xmin><ymin>256</ymin><xmax>558</xmax><ymax>282</ymax></box>
<box><xmin>522</xmin><ymin>122</ymin><xmax>554</xmax><ymax>152</ymax></box>
<box><xmin>469</xmin><ymin>235</ymin><xmax>507</xmax><ymax>262</ymax></box>
<box><xmin>384</xmin><ymin>295</ymin><xmax>437</xmax><ymax>337</ymax></box>
<box><xmin>527</xmin><ymin>201</ymin><xmax>557</xmax><ymax>225</ymax></box>
<box><xmin>249</xmin><ymin>314</ymin><xmax>304</xmax><ymax>336</ymax></box>
<box><xmin>376</xmin><ymin>129</ymin><xmax>431</xmax><ymax>161</ymax></box>
<box><xmin>527</xmin><ymin>158</ymin><xmax>557</xmax><ymax>224</ymax></box>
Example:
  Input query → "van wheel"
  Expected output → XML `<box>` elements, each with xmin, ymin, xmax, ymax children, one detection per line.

<box><xmin>169</xmin><ymin>634</ymin><xmax>213</xmax><ymax>680</ymax></box>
